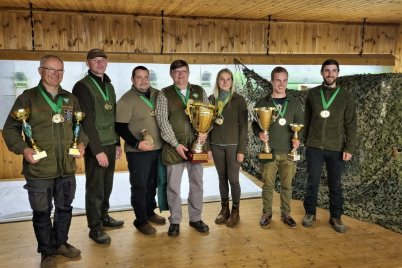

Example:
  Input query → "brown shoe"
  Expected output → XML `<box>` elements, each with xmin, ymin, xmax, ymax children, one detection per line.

<box><xmin>281</xmin><ymin>213</ymin><xmax>297</xmax><ymax>228</ymax></box>
<box><xmin>41</xmin><ymin>254</ymin><xmax>56</xmax><ymax>268</ymax></box>
<box><xmin>226</xmin><ymin>205</ymin><xmax>240</xmax><ymax>227</ymax></box>
<box><xmin>215</xmin><ymin>201</ymin><xmax>230</xmax><ymax>224</ymax></box>
<box><xmin>148</xmin><ymin>214</ymin><xmax>166</xmax><ymax>224</ymax></box>
<box><xmin>56</xmin><ymin>243</ymin><xmax>81</xmax><ymax>258</ymax></box>
<box><xmin>137</xmin><ymin>223</ymin><xmax>156</xmax><ymax>235</ymax></box>
<box><xmin>260</xmin><ymin>213</ymin><xmax>272</xmax><ymax>228</ymax></box>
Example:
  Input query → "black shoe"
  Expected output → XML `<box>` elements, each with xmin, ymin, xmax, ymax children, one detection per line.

<box><xmin>168</xmin><ymin>224</ymin><xmax>180</xmax><ymax>237</ymax></box>
<box><xmin>189</xmin><ymin>220</ymin><xmax>209</xmax><ymax>233</ymax></box>
<box><xmin>89</xmin><ymin>230</ymin><xmax>111</xmax><ymax>244</ymax></box>
<box><xmin>102</xmin><ymin>215</ymin><xmax>124</xmax><ymax>228</ymax></box>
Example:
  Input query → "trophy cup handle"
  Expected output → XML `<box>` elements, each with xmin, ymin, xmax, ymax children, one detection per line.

<box><xmin>186</xmin><ymin>99</ymin><xmax>194</xmax><ymax>123</ymax></box>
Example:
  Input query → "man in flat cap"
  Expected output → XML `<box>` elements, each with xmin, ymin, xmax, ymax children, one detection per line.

<box><xmin>73</xmin><ymin>48</ymin><xmax>124</xmax><ymax>244</ymax></box>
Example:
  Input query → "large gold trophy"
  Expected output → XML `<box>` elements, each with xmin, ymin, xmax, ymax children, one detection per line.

<box><xmin>250</xmin><ymin>106</ymin><xmax>278</xmax><ymax>162</ymax></box>
<box><xmin>288</xmin><ymin>123</ymin><xmax>304</xmax><ymax>161</ymax></box>
<box><xmin>69</xmin><ymin>111</ymin><xmax>86</xmax><ymax>155</ymax></box>
<box><xmin>186</xmin><ymin>99</ymin><xmax>218</xmax><ymax>163</ymax></box>
<box><xmin>11</xmin><ymin>108</ymin><xmax>47</xmax><ymax>160</ymax></box>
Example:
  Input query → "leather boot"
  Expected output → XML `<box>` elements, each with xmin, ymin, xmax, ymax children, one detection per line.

<box><xmin>226</xmin><ymin>205</ymin><xmax>240</xmax><ymax>227</ymax></box>
<box><xmin>215</xmin><ymin>201</ymin><xmax>230</xmax><ymax>224</ymax></box>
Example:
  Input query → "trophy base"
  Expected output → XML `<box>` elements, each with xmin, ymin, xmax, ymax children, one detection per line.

<box><xmin>186</xmin><ymin>151</ymin><xmax>208</xmax><ymax>163</ymax></box>
<box><xmin>33</xmin><ymin>151</ymin><xmax>47</xmax><ymax>160</ymax></box>
<box><xmin>259</xmin><ymin>150</ymin><xmax>275</xmax><ymax>163</ymax></box>
<box><xmin>69</xmin><ymin>148</ymin><xmax>80</xmax><ymax>156</ymax></box>
<box><xmin>287</xmin><ymin>154</ymin><xmax>300</xmax><ymax>161</ymax></box>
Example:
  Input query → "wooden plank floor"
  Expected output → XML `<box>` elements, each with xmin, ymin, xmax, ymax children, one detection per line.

<box><xmin>0</xmin><ymin>178</ymin><xmax>401</xmax><ymax>268</ymax></box>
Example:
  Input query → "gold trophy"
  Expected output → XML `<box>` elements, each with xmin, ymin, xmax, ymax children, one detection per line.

<box><xmin>11</xmin><ymin>108</ymin><xmax>47</xmax><ymax>160</ymax></box>
<box><xmin>250</xmin><ymin>106</ymin><xmax>278</xmax><ymax>162</ymax></box>
<box><xmin>141</xmin><ymin>129</ymin><xmax>154</xmax><ymax>146</ymax></box>
<box><xmin>288</xmin><ymin>123</ymin><xmax>304</xmax><ymax>161</ymax></box>
<box><xmin>186</xmin><ymin>99</ymin><xmax>218</xmax><ymax>163</ymax></box>
<box><xmin>69</xmin><ymin>111</ymin><xmax>85</xmax><ymax>155</ymax></box>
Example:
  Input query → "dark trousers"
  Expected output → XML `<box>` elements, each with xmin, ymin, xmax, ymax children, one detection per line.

<box><xmin>24</xmin><ymin>175</ymin><xmax>76</xmax><ymax>255</ymax></box>
<box><xmin>210</xmin><ymin>144</ymin><xmax>241</xmax><ymax>205</ymax></box>
<box><xmin>126</xmin><ymin>150</ymin><xmax>159</xmax><ymax>228</ymax></box>
<box><xmin>85</xmin><ymin>144</ymin><xmax>116</xmax><ymax>231</ymax></box>
<box><xmin>303</xmin><ymin>147</ymin><xmax>345</xmax><ymax>218</ymax></box>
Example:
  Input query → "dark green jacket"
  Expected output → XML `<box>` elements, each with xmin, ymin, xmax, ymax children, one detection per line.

<box><xmin>208</xmin><ymin>92</ymin><xmax>248</xmax><ymax>154</ymax></box>
<box><xmin>2</xmin><ymin>83</ymin><xmax>88</xmax><ymax>179</ymax></box>
<box><xmin>161</xmin><ymin>84</ymin><xmax>205</xmax><ymax>165</ymax></box>
<box><xmin>252</xmin><ymin>91</ymin><xmax>304</xmax><ymax>155</ymax></box>
<box><xmin>79</xmin><ymin>75</ymin><xmax>119</xmax><ymax>146</ymax></box>
<box><xmin>304</xmin><ymin>84</ymin><xmax>357</xmax><ymax>153</ymax></box>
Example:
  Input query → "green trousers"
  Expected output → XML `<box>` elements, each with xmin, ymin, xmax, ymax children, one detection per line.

<box><xmin>260</xmin><ymin>154</ymin><xmax>296</xmax><ymax>215</ymax></box>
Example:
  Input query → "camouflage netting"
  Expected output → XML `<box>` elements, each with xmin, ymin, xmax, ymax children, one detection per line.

<box><xmin>235</xmin><ymin>61</ymin><xmax>402</xmax><ymax>233</ymax></box>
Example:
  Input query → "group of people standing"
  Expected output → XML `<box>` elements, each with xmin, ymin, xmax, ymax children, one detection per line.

<box><xmin>2</xmin><ymin>50</ymin><xmax>356</xmax><ymax>268</ymax></box>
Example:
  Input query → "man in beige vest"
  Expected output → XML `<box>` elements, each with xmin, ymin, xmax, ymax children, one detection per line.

<box><xmin>115</xmin><ymin>66</ymin><xmax>166</xmax><ymax>235</ymax></box>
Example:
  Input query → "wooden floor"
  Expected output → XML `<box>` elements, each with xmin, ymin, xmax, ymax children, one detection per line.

<box><xmin>1</xmin><ymin>178</ymin><xmax>401</xmax><ymax>268</ymax></box>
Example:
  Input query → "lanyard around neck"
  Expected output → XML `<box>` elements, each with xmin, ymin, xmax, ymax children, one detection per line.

<box><xmin>89</xmin><ymin>75</ymin><xmax>110</xmax><ymax>103</ymax></box>
<box><xmin>272</xmin><ymin>99</ymin><xmax>288</xmax><ymax>117</ymax></box>
<box><xmin>217</xmin><ymin>93</ymin><xmax>231</xmax><ymax>116</ymax></box>
<box><xmin>38</xmin><ymin>84</ymin><xmax>63</xmax><ymax>114</ymax></box>
<box><xmin>174</xmin><ymin>84</ymin><xmax>190</xmax><ymax>105</ymax></box>
<box><xmin>321</xmin><ymin>86</ymin><xmax>340</xmax><ymax>110</ymax></box>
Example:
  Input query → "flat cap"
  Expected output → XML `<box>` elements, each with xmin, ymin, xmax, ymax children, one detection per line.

<box><xmin>87</xmin><ymin>48</ymin><xmax>107</xmax><ymax>60</ymax></box>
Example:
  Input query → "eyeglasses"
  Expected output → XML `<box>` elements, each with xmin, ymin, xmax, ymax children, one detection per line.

<box><xmin>172</xmin><ymin>69</ymin><xmax>188</xmax><ymax>74</ymax></box>
<box><xmin>40</xmin><ymin>67</ymin><xmax>65</xmax><ymax>74</ymax></box>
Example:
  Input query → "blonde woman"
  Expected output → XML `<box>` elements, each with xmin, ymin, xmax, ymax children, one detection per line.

<box><xmin>208</xmin><ymin>69</ymin><xmax>248</xmax><ymax>227</ymax></box>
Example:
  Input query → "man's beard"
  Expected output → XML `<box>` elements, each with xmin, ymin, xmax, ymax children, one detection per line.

<box><xmin>324</xmin><ymin>76</ymin><xmax>337</xmax><ymax>86</ymax></box>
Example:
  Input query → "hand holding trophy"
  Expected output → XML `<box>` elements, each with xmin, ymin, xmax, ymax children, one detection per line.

<box><xmin>250</xmin><ymin>106</ymin><xmax>278</xmax><ymax>162</ymax></box>
<box><xmin>186</xmin><ymin>99</ymin><xmax>218</xmax><ymax>163</ymax></box>
<box><xmin>69</xmin><ymin>111</ymin><xmax>86</xmax><ymax>155</ymax></box>
<box><xmin>11</xmin><ymin>108</ymin><xmax>47</xmax><ymax>160</ymax></box>
<box><xmin>288</xmin><ymin>123</ymin><xmax>304</xmax><ymax>161</ymax></box>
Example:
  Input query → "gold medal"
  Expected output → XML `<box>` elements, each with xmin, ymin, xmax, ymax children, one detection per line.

<box><xmin>150</xmin><ymin>110</ymin><xmax>156</xmax><ymax>117</ymax></box>
<box><xmin>320</xmin><ymin>110</ymin><xmax>330</xmax><ymax>118</ymax></box>
<box><xmin>279</xmin><ymin>118</ymin><xmax>286</xmax><ymax>126</ymax></box>
<box><xmin>52</xmin><ymin>114</ymin><xmax>63</xmax><ymax>123</ymax></box>
<box><xmin>105</xmin><ymin>103</ymin><xmax>113</xmax><ymax>111</ymax></box>
<box><xmin>215</xmin><ymin>117</ymin><xmax>224</xmax><ymax>125</ymax></box>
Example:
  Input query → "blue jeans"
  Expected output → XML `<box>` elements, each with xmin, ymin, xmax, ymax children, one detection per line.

<box><xmin>303</xmin><ymin>147</ymin><xmax>345</xmax><ymax>218</ymax></box>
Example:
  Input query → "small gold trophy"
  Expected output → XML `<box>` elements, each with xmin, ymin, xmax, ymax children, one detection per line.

<box><xmin>186</xmin><ymin>99</ymin><xmax>218</xmax><ymax>163</ymax></box>
<box><xmin>250</xmin><ymin>106</ymin><xmax>278</xmax><ymax>162</ymax></box>
<box><xmin>141</xmin><ymin>129</ymin><xmax>154</xmax><ymax>146</ymax></box>
<box><xmin>288</xmin><ymin>123</ymin><xmax>304</xmax><ymax>161</ymax></box>
<box><xmin>69</xmin><ymin>111</ymin><xmax>85</xmax><ymax>155</ymax></box>
<box><xmin>11</xmin><ymin>108</ymin><xmax>47</xmax><ymax>160</ymax></box>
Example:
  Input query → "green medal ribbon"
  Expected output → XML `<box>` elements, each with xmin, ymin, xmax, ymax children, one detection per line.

<box><xmin>174</xmin><ymin>84</ymin><xmax>190</xmax><ymax>105</ymax></box>
<box><xmin>38</xmin><ymin>84</ymin><xmax>63</xmax><ymax>114</ymax></box>
<box><xmin>320</xmin><ymin>86</ymin><xmax>340</xmax><ymax>110</ymax></box>
<box><xmin>272</xmin><ymin>99</ymin><xmax>288</xmax><ymax>118</ymax></box>
<box><xmin>217</xmin><ymin>93</ymin><xmax>231</xmax><ymax>116</ymax></box>
<box><xmin>88</xmin><ymin>75</ymin><xmax>110</xmax><ymax>104</ymax></box>
<box><xmin>139</xmin><ymin>95</ymin><xmax>154</xmax><ymax>109</ymax></box>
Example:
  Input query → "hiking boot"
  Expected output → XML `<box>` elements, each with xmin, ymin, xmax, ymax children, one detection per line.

<box><xmin>148</xmin><ymin>214</ymin><xmax>166</xmax><ymax>224</ymax></box>
<box><xmin>168</xmin><ymin>224</ymin><xmax>180</xmax><ymax>237</ymax></box>
<box><xmin>329</xmin><ymin>217</ymin><xmax>347</xmax><ymax>233</ymax></box>
<box><xmin>281</xmin><ymin>213</ymin><xmax>297</xmax><ymax>228</ymax></box>
<box><xmin>189</xmin><ymin>220</ymin><xmax>209</xmax><ymax>233</ymax></box>
<box><xmin>56</xmin><ymin>243</ymin><xmax>81</xmax><ymax>258</ymax></box>
<box><xmin>41</xmin><ymin>254</ymin><xmax>56</xmax><ymax>268</ymax></box>
<box><xmin>226</xmin><ymin>205</ymin><xmax>240</xmax><ymax>227</ymax></box>
<box><xmin>137</xmin><ymin>223</ymin><xmax>156</xmax><ymax>235</ymax></box>
<box><xmin>102</xmin><ymin>215</ymin><xmax>124</xmax><ymax>228</ymax></box>
<box><xmin>89</xmin><ymin>230</ymin><xmax>111</xmax><ymax>244</ymax></box>
<box><xmin>260</xmin><ymin>213</ymin><xmax>272</xmax><ymax>228</ymax></box>
<box><xmin>215</xmin><ymin>201</ymin><xmax>230</xmax><ymax>224</ymax></box>
<box><xmin>302</xmin><ymin>214</ymin><xmax>316</xmax><ymax>227</ymax></box>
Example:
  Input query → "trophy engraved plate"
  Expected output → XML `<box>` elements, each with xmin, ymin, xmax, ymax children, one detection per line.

<box><xmin>141</xmin><ymin>129</ymin><xmax>154</xmax><ymax>146</ymax></box>
<box><xmin>69</xmin><ymin>111</ymin><xmax>86</xmax><ymax>155</ymax></box>
<box><xmin>250</xmin><ymin>106</ymin><xmax>279</xmax><ymax>162</ymax></box>
<box><xmin>11</xmin><ymin>108</ymin><xmax>47</xmax><ymax>160</ymax></box>
<box><xmin>186</xmin><ymin>100</ymin><xmax>218</xmax><ymax>163</ymax></box>
<box><xmin>288</xmin><ymin>123</ymin><xmax>304</xmax><ymax>161</ymax></box>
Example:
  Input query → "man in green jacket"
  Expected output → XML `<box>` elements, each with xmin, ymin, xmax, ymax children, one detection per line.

<box><xmin>252</xmin><ymin>66</ymin><xmax>304</xmax><ymax>229</ymax></box>
<box><xmin>3</xmin><ymin>55</ymin><xmax>87</xmax><ymax>268</ymax></box>
<box><xmin>302</xmin><ymin>59</ymin><xmax>357</xmax><ymax>233</ymax></box>
<box><xmin>72</xmin><ymin>49</ymin><xmax>123</xmax><ymax>244</ymax></box>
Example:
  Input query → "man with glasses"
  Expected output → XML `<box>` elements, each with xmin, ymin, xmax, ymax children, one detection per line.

<box><xmin>156</xmin><ymin>60</ymin><xmax>209</xmax><ymax>237</ymax></box>
<box><xmin>3</xmin><ymin>55</ymin><xmax>87</xmax><ymax>268</ymax></box>
<box><xmin>72</xmin><ymin>49</ymin><xmax>123</xmax><ymax>244</ymax></box>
